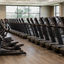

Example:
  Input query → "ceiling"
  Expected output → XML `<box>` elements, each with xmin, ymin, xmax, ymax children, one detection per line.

<box><xmin>0</xmin><ymin>0</ymin><xmax>64</xmax><ymax>6</ymax></box>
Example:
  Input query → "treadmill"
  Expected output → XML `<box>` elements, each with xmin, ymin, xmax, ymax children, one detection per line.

<box><xmin>48</xmin><ymin>17</ymin><xmax>64</xmax><ymax>53</ymax></box>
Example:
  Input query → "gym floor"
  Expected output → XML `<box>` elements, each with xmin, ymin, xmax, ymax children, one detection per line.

<box><xmin>0</xmin><ymin>33</ymin><xmax>64</xmax><ymax>64</ymax></box>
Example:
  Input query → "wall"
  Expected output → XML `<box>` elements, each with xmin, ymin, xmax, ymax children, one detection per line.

<box><xmin>50</xmin><ymin>6</ymin><xmax>54</xmax><ymax>17</ymax></box>
<box><xmin>40</xmin><ymin>6</ymin><xmax>54</xmax><ymax>17</ymax></box>
<box><xmin>59</xmin><ymin>3</ymin><xmax>64</xmax><ymax>16</ymax></box>
<box><xmin>0</xmin><ymin>5</ymin><xmax>6</xmax><ymax>19</ymax></box>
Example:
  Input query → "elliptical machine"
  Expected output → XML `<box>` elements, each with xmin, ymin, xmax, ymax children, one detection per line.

<box><xmin>0</xmin><ymin>19</ymin><xmax>26</xmax><ymax>55</ymax></box>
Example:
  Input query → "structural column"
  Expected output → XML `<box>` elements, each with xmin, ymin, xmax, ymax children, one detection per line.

<box><xmin>0</xmin><ymin>5</ymin><xmax>6</xmax><ymax>19</ymax></box>
<box><xmin>59</xmin><ymin>3</ymin><xmax>64</xmax><ymax>16</ymax></box>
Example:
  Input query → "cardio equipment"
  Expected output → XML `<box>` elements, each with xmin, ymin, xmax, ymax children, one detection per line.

<box><xmin>0</xmin><ymin>19</ymin><xmax>26</xmax><ymax>55</ymax></box>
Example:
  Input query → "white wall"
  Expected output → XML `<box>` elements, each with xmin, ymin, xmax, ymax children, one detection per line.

<box><xmin>0</xmin><ymin>5</ymin><xmax>6</xmax><ymax>19</ymax></box>
<box><xmin>40</xmin><ymin>6</ymin><xmax>51</xmax><ymax>17</ymax></box>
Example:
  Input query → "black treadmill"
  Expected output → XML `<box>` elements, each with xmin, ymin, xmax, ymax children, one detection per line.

<box><xmin>48</xmin><ymin>17</ymin><xmax>64</xmax><ymax>53</ymax></box>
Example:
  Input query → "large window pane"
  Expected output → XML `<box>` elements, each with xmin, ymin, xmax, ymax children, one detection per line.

<box><xmin>6</xmin><ymin>6</ymin><xmax>40</xmax><ymax>19</ymax></box>
<box><xmin>56</xmin><ymin>13</ymin><xmax>59</xmax><ymax>16</ymax></box>
<box><xmin>55</xmin><ymin>6</ymin><xmax>59</xmax><ymax>13</ymax></box>
<box><xmin>29</xmin><ymin>14</ymin><xmax>39</xmax><ymax>18</ymax></box>
<box><xmin>18</xmin><ymin>6</ymin><xmax>28</xmax><ymax>14</ymax></box>
<box><xmin>29</xmin><ymin>7</ymin><xmax>39</xmax><ymax>13</ymax></box>
<box><xmin>18</xmin><ymin>14</ymin><xmax>28</xmax><ymax>18</ymax></box>
<box><xmin>6</xmin><ymin>6</ymin><xmax>17</xmax><ymax>13</ymax></box>
<box><xmin>54</xmin><ymin>5</ymin><xmax>60</xmax><ymax>16</ymax></box>
<box><xmin>6</xmin><ymin>13</ymin><xmax>17</xmax><ymax>19</ymax></box>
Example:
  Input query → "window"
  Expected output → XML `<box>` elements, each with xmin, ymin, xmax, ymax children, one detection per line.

<box><xmin>6</xmin><ymin>6</ymin><xmax>17</xmax><ymax>19</ymax></box>
<box><xmin>29</xmin><ymin>7</ymin><xmax>39</xmax><ymax>13</ymax></box>
<box><xmin>6</xmin><ymin>6</ymin><xmax>40</xmax><ymax>20</ymax></box>
<box><xmin>28</xmin><ymin>7</ymin><xmax>40</xmax><ymax>19</ymax></box>
<box><xmin>17</xmin><ymin>6</ymin><xmax>29</xmax><ymax>20</ymax></box>
<box><xmin>54</xmin><ymin>5</ymin><xmax>60</xmax><ymax>16</ymax></box>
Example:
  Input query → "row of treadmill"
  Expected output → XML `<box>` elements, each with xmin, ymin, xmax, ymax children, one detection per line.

<box><xmin>7</xmin><ymin>17</ymin><xmax>64</xmax><ymax>56</ymax></box>
<box><xmin>0</xmin><ymin>19</ymin><xmax>26</xmax><ymax>56</ymax></box>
